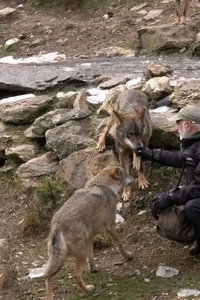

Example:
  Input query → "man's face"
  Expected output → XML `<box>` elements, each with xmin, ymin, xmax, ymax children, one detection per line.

<box><xmin>176</xmin><ymin>120</ymin><xmax>190</xmax><ymax>140</ymax></box>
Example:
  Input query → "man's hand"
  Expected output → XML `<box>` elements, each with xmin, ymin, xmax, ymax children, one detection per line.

<box><xmin>152</xmin><ymin>193</ymin><xmax>173</xmax><ymax>212</ymax></box>
<box><xmin>135</xmin><ymin>147</ymin><xmax>153</xmax><ymax>160</ymax></box>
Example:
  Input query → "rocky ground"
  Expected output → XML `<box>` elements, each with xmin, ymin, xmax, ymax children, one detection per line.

<box><xmin>0</xmin><ymin>0</ymin><xmax>200</xmax><ymax>60</ymax></box>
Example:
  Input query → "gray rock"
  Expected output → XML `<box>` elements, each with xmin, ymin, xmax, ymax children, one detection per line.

<box><xmin>57</xmin><ymin>147</ymin><xmax>118</xmax><ymax>189</ymax></box>
<box><xmin>16</xmin><ymin>152</ymin><xmax>59</xmax><ymax>187</ymax></box>
<box><xmin>27</xmin><ymin>108</ymin><xmax>91</xmax><ymax>137</ymax></box>
<box><xmin>95</xmin><ymin>46</ymin><xmax>136</xmax><ymax>58</ymax></box>
<box><xmin>137</xmin><ymin>22</ymin><xmax>200</xmax><ymax>51</ymax></box>
<box><xmin>45</xmin><ymin>120</ymin><xmax>95</xmax><ymax>159</ymax></box>
<box><xmin>169</xmin><ymin>80</ymin><xmax>200</xmax><ymax>107</ymax></box>
<box><xmin>0</xmin><ymin>95</ymin><xmax>53</xmax><ymax>124</ymax></box>
<box><xmin>99</xmin><ymin>77</ymin><xmax>129</xmax><ymax>90</ymax></box>
<box><xmin>150</xmin><ymin>108</ymin><xmax>179</xmax><ymax>149</ymax></box>
<box><xmin>145</xmin><ymin>63</ymin><xmax>173</xmax><ymax>78</ymax></box>
<box><xmin>142</xmin><ymin>76</ymin><xmax>172</xmax><ymax>100</ymax></box>
<box><xmin>143</xmin><ymin>9</ymin><xmax>162</xmax><ymax>21</ymax></box>
<box><xmin>5</xmin><ymin>144</ymin><xmax>38</xmax><ymax>162</ymax></box>
<box><xmin>97</xmin><ymin>85</ymin><xmax>126</xmax><ymax>116</ymax></box>
<box><xmin>0</xmin><ymin>63</ymin><xmax>89</xmax><ymax>92</ymax></box>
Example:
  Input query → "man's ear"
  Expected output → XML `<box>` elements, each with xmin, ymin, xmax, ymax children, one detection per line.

<box><xmin>109</xmin><ymin>166</ymin><xmax>122</xmax><ymax>180</ymax></box>
<box><xmin>112</xmin><ymin>110</ymin><xmax>123</xmax><ymax>123</ymax></box>
<box><xmin>135</xmin><ymin>107</ymin><xmax>145</xmax><ymax>119</ymax></box>
<box><xmin>92</xmin><ymin>168</ymin><xmax>100</xmax><ymax>176</ymax></box>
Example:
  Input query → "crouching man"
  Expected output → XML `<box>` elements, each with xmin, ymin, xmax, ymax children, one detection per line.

<box><xmin>136</xmin><ymin>105</ymin><xmax>200</xmax><ymax>256</ymax></box>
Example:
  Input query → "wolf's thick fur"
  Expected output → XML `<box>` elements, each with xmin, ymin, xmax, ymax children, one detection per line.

<box><xmin>45</xmin><ymin>166</ymin><xmax>132</xmax><ymax>300</ymax></box>
<box><xmin>175</xmin><ymin>0</ymin><xmax>189</xmax><ymax>24</ymax></box>
<box><xmin>97</xmin><ymin>89</ymin><xmax>152</xmax><ymax>200</ymax></box>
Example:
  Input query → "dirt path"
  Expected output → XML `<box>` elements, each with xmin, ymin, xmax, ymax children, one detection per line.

<box><xmin>0</xmin><ymin>0</ymin><xmax>199</xmax><ymax>60</ymax></box>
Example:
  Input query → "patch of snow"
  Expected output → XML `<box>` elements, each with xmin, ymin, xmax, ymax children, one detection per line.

<box><xmin>0</xmin><ymin>94</ymin><xmax>35</xmax><ymax>104</ymax></box>
<box><xmin>87</xmin><ymin>88</ymin><xmax>108</xmax><ymax>104</ymax></box>
<box><xmin>0</xmin><ymin>52</ymin><xmax>66</xmax><ymax>64</ymax></box>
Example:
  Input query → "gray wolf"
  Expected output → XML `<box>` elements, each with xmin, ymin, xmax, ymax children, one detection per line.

<box><xmin>175</xmin><ymin>0</ymin><xmax>189</xmax><ymax>24</ymax></box>
<box><xmin>45</xmin><ymin>165</ymin><xmax>132</xmax><ymax>300</ymax></box>
<box><xmin>97</xmin><ymin>89</ymin><xmax>152</xmax><ymax>200</ymax></box>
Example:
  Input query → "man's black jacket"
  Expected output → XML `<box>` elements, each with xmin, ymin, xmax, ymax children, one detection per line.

<box><xmin>152</xmin><ymin>131</ymin><xmax>200</xmax><ymax>205</ymax></box>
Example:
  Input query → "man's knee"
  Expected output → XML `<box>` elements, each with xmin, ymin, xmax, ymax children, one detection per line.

<box><xmin>184</xmin><ymin>198</ymin><xmax>200</xmax><ymax>219</ymax></box>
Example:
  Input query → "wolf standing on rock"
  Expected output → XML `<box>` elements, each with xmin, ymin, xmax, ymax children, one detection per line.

<box><xmin>97</xmin><ymin>89</ymin><xmax>152</xmax><ymax>200</ymax></box>
<box><xmin>45</xmin><ymin>166</ymin><xmax>132</xmax><ymax>300</ymax></box>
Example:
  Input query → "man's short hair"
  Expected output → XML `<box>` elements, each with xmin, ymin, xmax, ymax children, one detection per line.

<box><xmin>169</xmin><ymin>105</ymin><xmax>200</xmax><ymax>124</ymax></box>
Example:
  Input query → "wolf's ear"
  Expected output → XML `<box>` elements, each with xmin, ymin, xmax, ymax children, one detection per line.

<box><xmin>110</xmin><ymin>166</ymin><xmax>122</xmax><ymax>180</ymax></box>
<box><xmin>135</xmin><ymin>107</ymin><xmax>145</xmax><ymax>119</ymax></box>
<box><xmin>92</xmin><ymin>168</ymin><xmax>100</xmax><ymax>176</ymax></box>
<box><xmin>112</xmin><ymin>110</ymin><xmax>123</xmax><ymax>123</ymax></box>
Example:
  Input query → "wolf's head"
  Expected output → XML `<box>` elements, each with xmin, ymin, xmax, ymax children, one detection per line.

<box><xmin>113</xmin><ymin>107</ymin><xmax>145</xmax><ymax>151</ymax></box>
<box><xmin>89</xmin><ymin>166</ymin><xmax>133</xmax><ymax>195</ymax></box>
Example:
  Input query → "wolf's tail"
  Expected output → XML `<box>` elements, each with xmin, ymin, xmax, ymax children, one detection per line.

<box><xmin>45</xmin><ymin>229</ymin><xmax>67</xmax><ymax>278</ymax></box>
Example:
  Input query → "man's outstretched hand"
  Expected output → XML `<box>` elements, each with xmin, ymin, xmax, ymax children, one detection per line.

<box><xmin>136</xmin><ymin>147</ymin><xmax>153</xmax><ymax>160</ymax></box>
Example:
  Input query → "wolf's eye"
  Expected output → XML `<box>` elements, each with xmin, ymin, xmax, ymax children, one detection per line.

<box><xmin>127</xmin><ymin>132</ymin><xmax>134</xmax><ymax>138</ymax></box>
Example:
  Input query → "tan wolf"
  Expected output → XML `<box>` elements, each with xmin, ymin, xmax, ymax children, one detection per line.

<box><xmin>97</xmin><ymin>89</ymin><xmax>152</xmax><ymax>200</ymax></box>
<box><xmin>175</xmin><ymin>0</ymin><xmax>190</xmax><ymax>24</ymax></box>
<box><xmin>45</xmin><ymin>165</ymin><xmax>132</xmax><ymax>300</ymax></box>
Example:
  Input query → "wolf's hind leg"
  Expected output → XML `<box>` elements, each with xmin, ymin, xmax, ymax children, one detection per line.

<box><xmin>88</xmin><ymin>240</ymin><xmax>99</xmax><ymax>273</ymax></box>
<box><xmin>74</xmin><ymin>249</ymin><xmax>94</xmax><ymax>293</ymax></box>
<box><xmin>138</xmin><ymin>160</ymin><xmax>149</xmax><ymax>189</ymax></box>
<box><xmin>174</xmin><ymin>0</ymin><xmax>181</xmax><ymax>24</ymax></box>
<box><xmin>106</xmin><ymin>224</ymin><xmax>132</xmax><ymax>260</ymax></box>
<box><xmin>180</xmin><ymin>0</ymin><xmax>189</xmax><ymax>24</ymax></box>
<box><xmin>46</xmin><ymin>277</ymin><xmax>53</xmax><ymax>300</ymax></box>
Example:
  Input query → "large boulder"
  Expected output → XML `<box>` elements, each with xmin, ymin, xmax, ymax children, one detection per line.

<box><xmin>144</xmin><ymin>63</ymin><xmax>174</xmax><ymax>78</ymax></box>
<box><xmin>45</xmin><ymin>120</ymin><xmax>95</xmax><ymax>159</ymax></box>
<box><xmin>57</xmin><ymin>147</ymin><xmax>118</xmax><ymax>189</ymax></box>
<box><xmin>142</xmin><ymin>76</ymin><xmax>172</xmax><ymax>101</ymax></box>
<box><xmin>149</xmin><ymin>108</ymin><xmax>179</xmax><ymax>149</ymax></box>
<box><xmin>0</xmin><ymin>95</ymin><xmax>53</xmax><ymax>124</ymax></box>
<box><xmin>137</xmin><ymin>23</ymin><xmax>200</xmax><ymax>51</ymax></box>
<box><xmin>16</xmin><ymin>151</ymin><xmax>59</xmax><ymax>187</ymax></box>
<box><xmin>25</xmin><ymin>108</ymin><xmax>91</xmax><ymax>138</ymax></box>
<box><xmin>97</xmin><ymin>85</ymin><xmax>126</xmax><ymax>116</ymax></box>
<box><xmin>5</xmin><ymin>144</ymin><xmax>38</xmax><ymax>162</ymax></box>
<box><xmin>169</xmin><ymin>80</ymin><xmax>200</xmax><ymax>108</ymax></box>
<box><xmin>0</xmin><ymin>63</ymin><xmax>90</xmax><ymax>93</ymax></box>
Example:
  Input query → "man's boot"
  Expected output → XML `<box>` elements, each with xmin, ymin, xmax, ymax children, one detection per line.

<box><xmin>189</xmin><ymin>240</ymin><xmax>200</xmax><ymax>256</ymax></box>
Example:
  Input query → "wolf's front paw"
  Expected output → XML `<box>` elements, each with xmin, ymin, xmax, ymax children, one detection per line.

<box><xmin>86</xmin><ymin>285</ymin><xmax>94</xmax><ymax>292</ymax></box>
<box><xmin>122</xmin><ymin>186</ymin><xmax>131</xmax><ymax>201</ymax></box>
<box><xmin>138</xmin><ymin>179</ymin><xmax>149</xmax><ymax>190</ymax></box>
<box><xmin>97</xmin><ymin>140</ymin><xmax>105</xmax><ymax>152</ymax></box>
<box><xmin>180</xmin><ymin>16</ymin><xmax>186</xmax><ymax>24</ymax></box>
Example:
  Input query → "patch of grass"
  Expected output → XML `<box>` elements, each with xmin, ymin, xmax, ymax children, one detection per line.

<box><xmin>123</xmin><ymin>40</ymin><xmax>137</xmax><ymax>50</ymax></box>
<box><xmin>0</xmin><ymin>42</ymin><xmax>22</xmax><ymax>58</ymax></box>
<box><xmin>20</xmin><ymin>176</ymin><xmax>73</xmax><ymax>236</ymax></box>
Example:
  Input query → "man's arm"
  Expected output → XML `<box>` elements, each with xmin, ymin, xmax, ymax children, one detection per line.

<box><xmin>136</xmin><ymin>147</ymin><xmax>184</xmax><ymax>168</ymax></box>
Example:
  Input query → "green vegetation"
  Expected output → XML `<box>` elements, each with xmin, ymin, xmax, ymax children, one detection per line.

<box><xmin>21</xmin><ymin>176</ymin><xmax>73</xmax><ymax>236</ymax></box>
